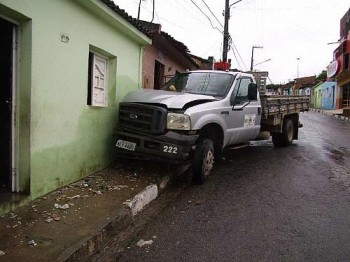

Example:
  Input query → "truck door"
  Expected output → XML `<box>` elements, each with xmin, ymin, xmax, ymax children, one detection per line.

<box><xmin>225</xmin><ymin>77</ymin><xmax>261</xmax><ymax>145</ymax></box>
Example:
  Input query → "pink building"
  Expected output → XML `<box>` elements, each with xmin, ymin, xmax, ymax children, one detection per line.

<box><xmin>139</xmin><ymin>21</ymin><xmax>199</xmax><ymax>89</ymax></box>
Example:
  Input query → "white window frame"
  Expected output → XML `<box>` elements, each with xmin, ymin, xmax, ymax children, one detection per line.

<box><xmin>89</xmin><ymin>52</ymin><xmax>108</xmax><ymax>107</ymax></box>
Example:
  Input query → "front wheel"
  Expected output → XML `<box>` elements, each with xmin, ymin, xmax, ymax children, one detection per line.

<box><xmin>272</xmin><ymin>118</ymin><xmax>295</xmax><ymax>147</ymax></box>
<box><xmin>193</xmin><ymin>139</ymin><xmax>215</xmax><ymax>184</ymax></box>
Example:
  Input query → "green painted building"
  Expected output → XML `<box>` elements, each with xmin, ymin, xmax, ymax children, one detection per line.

<box><xmin>313</xmin><ymin>82</ymin><xmax>323</xmax><ymax>109</ymax></box>
<box><xmin>0</xmin><ymin>0</ymin><xmax>151</xmax><ymax>213</ymax></box>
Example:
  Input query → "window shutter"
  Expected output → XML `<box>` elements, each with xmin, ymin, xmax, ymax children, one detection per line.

<box><xmin>91</xmin><ymin>53</ymin><xmax>108</xmax><ymax>107</ymax></box>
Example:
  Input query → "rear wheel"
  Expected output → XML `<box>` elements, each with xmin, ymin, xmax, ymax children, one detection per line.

<box><xmin>193</xmin><ymin>139</ymin><xmax>214</xmax><ymax>184</ymax></box>
<box><xmin>272</xmin><ymin>118</ymin><xmax>294</xmax><ymax>147</ymax></box>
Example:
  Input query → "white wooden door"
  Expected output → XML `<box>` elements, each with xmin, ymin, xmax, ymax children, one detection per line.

<box><xmin>91</xmin><ymin>53</ymin><xmax>108</xmax><ymax>107</ymax></box>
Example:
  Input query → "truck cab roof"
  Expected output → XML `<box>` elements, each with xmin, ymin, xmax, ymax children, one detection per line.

<box><xmin>186</xmin><ymin>70</ymin><xmax>254</xmax><ymax>79</ymax></box>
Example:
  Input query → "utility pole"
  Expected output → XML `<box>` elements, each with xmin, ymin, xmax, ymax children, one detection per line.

<box><xmin>222</xmin><ymin>0</ymin><xmax>242</xmax><ymax>62</ymax></box>
<box><xmin>250</xmin><ymin>46</ymin><xmax>263</xmax><ymax>71</ymax></box>
<box><xmin>222</xmin><ymin>0</ymin><xmax>230</xmax><ymax>62</ymax></box>
<box><xmin>137</xmin><ymin>0</ymin><xmax>142</xmax><ymax>20</ymax></box>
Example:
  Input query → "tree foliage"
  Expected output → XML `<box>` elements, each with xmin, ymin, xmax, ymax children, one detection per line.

<box><xmin>316</xmin><ymin>70</ymin><xmax>327</xmax><ymax>81</ymax></box>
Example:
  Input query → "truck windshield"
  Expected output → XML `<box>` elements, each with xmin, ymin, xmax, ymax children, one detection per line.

<box><xmin>161</xmin><ymin>72</ymin><xmax>235</xmax><ymax>98</ymax></box>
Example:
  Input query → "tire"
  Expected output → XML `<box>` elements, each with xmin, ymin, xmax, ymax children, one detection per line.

<box><xmin>272</xmin><ymin>118</ymin><xmax>294</xmax><ymax>147</ymax></box>
<box><xmin>193</xmin><ymin>139</ymin><xmax>215</xmax><ymax>184</ymax></box>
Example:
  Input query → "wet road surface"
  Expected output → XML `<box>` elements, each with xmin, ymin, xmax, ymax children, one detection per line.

<box><xmin>105</xmin><ymin>111</ymin><xmax>350</xmax><ymax>262</ymax></box>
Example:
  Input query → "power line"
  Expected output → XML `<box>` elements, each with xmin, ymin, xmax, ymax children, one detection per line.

<box><xmin>230</xmin><ymin>42</ymin><xmax>248</xmax><ymax>70</ymax></box>
<box><xmin>200</xmin><ymin>0</ymin><xmax>224</xmax><ymax>29</ymax></box>
<box><xmin>172</xmin><ymin>0</ymin><xmax>209</xmax><ymax>25</ymax></box>
<box><xmin>268</xmin><ymin>76</ymin><xmax>274</xmax><ymax>85</ymax></box>
<box><xmin>230</xmin><ymin>47</ymin><xmax>243</xmax><ymax>70</ymax></box>
<box><xmin>189</xmin><ymin>0</ymin><xmax>222</xmax><ymax>34</ymax></box>
<box><xmin>141</xmin><ymin>0</ymin><xmax>222</xmax><ymax>35</ymax></box>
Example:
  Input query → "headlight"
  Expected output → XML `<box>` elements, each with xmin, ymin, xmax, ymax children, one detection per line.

<box><xmin>167</xmin><ymin>113</ymin><xmax>191</xmax><ymax>130</ymax></box>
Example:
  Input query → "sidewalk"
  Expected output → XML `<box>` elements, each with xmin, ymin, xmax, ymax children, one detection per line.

<box><xmin>0</xmin><ymin>160</ymin><xmax>186</xmax><ymax>261</ymax></box>
<box><xmin>309</xmin><ymin>108</ymin><xmax>350</xmax><ymax>122</ymax></box>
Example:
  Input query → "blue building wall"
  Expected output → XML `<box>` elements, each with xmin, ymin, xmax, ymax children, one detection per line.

<box><xmin>321</xmin><ymin>82</ymin><xmax>337</xmax><ymax>110</ymax></box>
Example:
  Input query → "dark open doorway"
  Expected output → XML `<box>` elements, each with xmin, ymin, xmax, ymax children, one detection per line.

<box><xmin>0</xmin><ymin>17</ymin><xmax>15</xmax><ymax>192</ymax></box>
<box><xmin>154</xmin><ymin>60</ymin><xmax>164</xmax><ymax>90</ymax></box>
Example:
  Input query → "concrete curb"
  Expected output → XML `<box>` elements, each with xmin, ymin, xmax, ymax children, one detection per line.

<box><xmin>309</xmin><ymin>108</ymin><xmax>350</xmax><ymax>122</ymax></box>
<box><xmin>124</xmin><ymin>184</ymin><xmax>159</xmax><ymax>216</ymax></box>
<box><xmin>60</xmin><ymin>175</ymin><xmax>172</xmax><ymax>262</ymax></box>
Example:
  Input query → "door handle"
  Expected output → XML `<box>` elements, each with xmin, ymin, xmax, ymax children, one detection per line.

<box><xmin>258</xmin><ymin>107</ymin><xmax>261</xmax><ymax>116</ymax></box>
<box><xmin>221</xmin><ymin>111</ymin><xmax>229</xmax><ymax>115</ymax></box>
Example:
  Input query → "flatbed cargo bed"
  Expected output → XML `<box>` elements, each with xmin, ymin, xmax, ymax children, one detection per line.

<box><xmin>260</xmin><ymin>94</ymin><xmax>310</xmax><ymax>132</ymax></box>
<box><xmin>260</xmin><ymin>94</ymin><xmax>310</xmax><ymax>117</ymax></box>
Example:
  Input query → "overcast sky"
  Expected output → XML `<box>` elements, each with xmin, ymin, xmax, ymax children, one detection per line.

<box><xmin>113</xmin><ymin>0</ymin><xmax>349</xmax><ymax>84</ymax></box>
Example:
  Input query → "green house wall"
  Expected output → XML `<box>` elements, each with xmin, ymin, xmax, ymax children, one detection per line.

<box><xmin>0</xmin><ymin>0</ymin><xmax>151</xmax><ymax>207</ymax></box>
<box><xmin>314</xmin><ymin>84</ymin><xmax>322</xmax><ymax>109</ymax></box>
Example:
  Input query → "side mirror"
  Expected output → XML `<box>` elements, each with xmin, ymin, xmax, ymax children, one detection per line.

<box><xmin>248</xmin><ymin>83</ymin><xmax>258</xmax><ymax>101</ymax></box>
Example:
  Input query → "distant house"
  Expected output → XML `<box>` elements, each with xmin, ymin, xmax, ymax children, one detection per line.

<box><xmin>310</xmin><ymin>82</ymin><xmax>322</xmax><ymax>108</ymax></box>
<box><xmin>314</xmin><ymin>83</ymin><xmax>323</xmax><ymax>109</ymax></box>
<box><xmin>313</xmin><ymin>82</ymin><xmax>337</xmax><ymax>110</ymax></box>
<box><xmin>139</xmin><ymin>21</ymin><xmax>199</xmax><ymax>89</ymax></box>
<box><xmin>281</xmin><ymin>82</ymin><xmax>294</xmax><ymax>95</ymax></box>
<box><xmin>321</xmin><ymin>82</ymin><xmax>337</xmax><ymax>110</ymax></box>
<box><xmin>0</xmin><ymin>0</ymin><xmax>151</xmax><ymax>213</ymax></box>
<box><xmin>293</xmin><ymin>76</ymin><xmax>316</xmax><ymax>95</ymax></box>
<box><xmin>190</xmin><ymin>54</ymin><xmax>215</xmax><ymax>70</ymax></box>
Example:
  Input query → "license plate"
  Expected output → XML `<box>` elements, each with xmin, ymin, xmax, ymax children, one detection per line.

<box><xmin>116</xmin><ymin>139</ymin><xmax>136</xmax><ymax>151</ymax></box>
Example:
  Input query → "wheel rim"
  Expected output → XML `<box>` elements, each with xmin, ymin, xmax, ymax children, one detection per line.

<box><xmin>286</xmin><ymin>121</ymin><xmax>294</xmax><ymax>142</ymax></box>
<box><xmin>203</xmin><ymin>149</ymin><xmax>214</xmax><ymax>177</ymax></box>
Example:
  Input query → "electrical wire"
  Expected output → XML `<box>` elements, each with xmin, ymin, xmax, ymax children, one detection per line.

<box><xmin>199</xmin><ymin>38</ymin><xmax>222</xmax><ymax>57</ymax></box>
<box><xmin>230</xmin><ymin>48</ymin><xmax>243</xmax><ymax>70</ymax></box>
<box><xmin>172</xmin><ymin>0</ymin><xmax>209</xmax><ymax>25</ymax></box>
<box><xmin>137</xmin><ymin>0</ymin><xmax>220</xmax><ymax>34</ymax></box>
<box><xmin>230</xmin><ymin>42</ymin><xmax>248</xmax><ymax>71</ymax></box>
<box><xmin>136</xmin><ymin>1</ymin><xmax>199</xmax><ymax>32</ymax></box>
<box><xmin>268</xmin><ymin>76</ymin><xmax>274</xmax><ymax>85</ymax></box>
<box><xmin>189</xmin><ymin>0</ymin><xmax>222</xmax><ymax>34</ymax></box>
<box><xmin>200</xmin><ymin>0</ymin><xmax>224</xmax><ymax>29</ymax></box>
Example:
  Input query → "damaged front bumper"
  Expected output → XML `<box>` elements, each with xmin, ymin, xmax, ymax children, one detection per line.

<box><xmin>115</xmin><ymin>129</ymin><xmax>199</xmax><ymax>163</ymax></box>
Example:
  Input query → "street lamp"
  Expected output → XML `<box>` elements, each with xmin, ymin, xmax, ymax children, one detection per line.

<box><xmin>254</xmin><ymin>58</ymin><xmax>271</xmax><ymax>67</ymax></box>
<box><xmin>296</xmin><ymin>58</ymin><xmax>300</xmax><ymax>78</ymax></box>
<box><xmin>229</xmin><ymin>0</ymin><xmax>243</xmax><ymax>8</ymax></box>
<box><xmin>250</xmin><ymin>46</ymin><xmax>263</xmax><ymax>71</ymax></box>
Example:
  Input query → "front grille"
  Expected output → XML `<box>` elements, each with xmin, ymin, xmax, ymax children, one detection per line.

<box><xmin>119</xmin><ymin>103</ymin><xmax>167</xmax><ymax>134</ymax></box>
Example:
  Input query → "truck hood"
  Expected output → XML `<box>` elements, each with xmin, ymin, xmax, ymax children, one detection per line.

<box><xmin>122</xmin><ymin>89</ymin><xmax>216</xmax><ymax>109</ymax></box>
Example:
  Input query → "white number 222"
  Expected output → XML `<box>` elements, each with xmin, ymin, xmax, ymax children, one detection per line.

<box><xmin>163</xmin><ymin>146</ymin><xmax>178</xmax><ymax>154</ymax></box>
